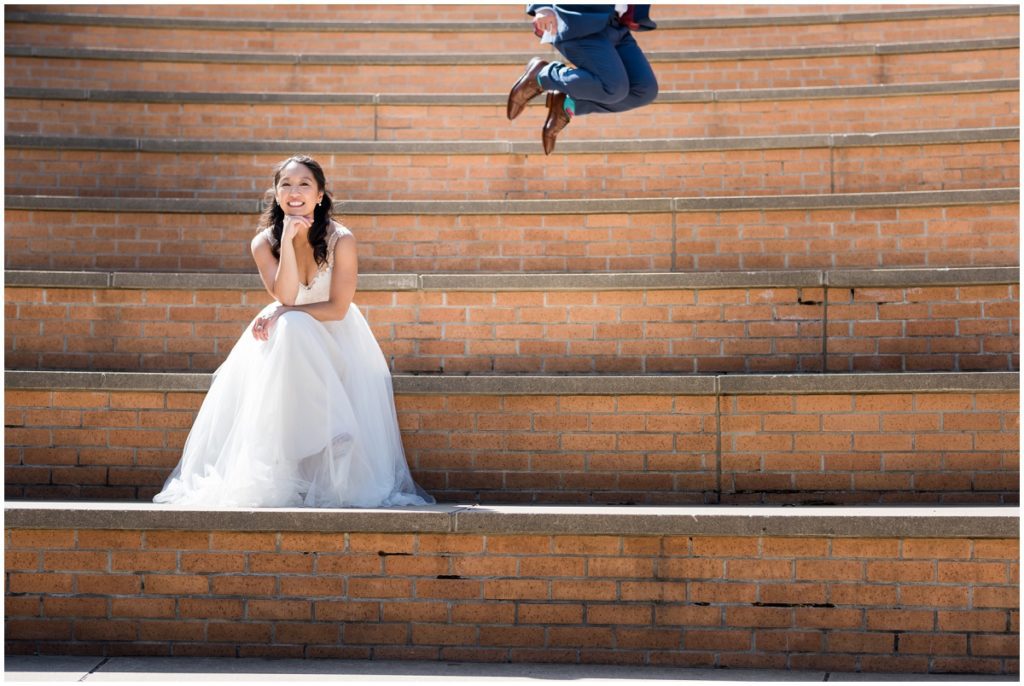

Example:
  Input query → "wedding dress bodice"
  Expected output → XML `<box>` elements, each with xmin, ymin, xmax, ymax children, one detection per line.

<box><xmin>262</xmin><ymin>224</ymin><xmax>351</xmax><ymax>306</ymax></box>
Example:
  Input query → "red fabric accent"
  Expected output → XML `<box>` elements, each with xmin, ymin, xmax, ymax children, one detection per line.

<box><xmin>619</xmin><ymin>5</ymin><xmax>639</xmax><ymax>30</ymax></box>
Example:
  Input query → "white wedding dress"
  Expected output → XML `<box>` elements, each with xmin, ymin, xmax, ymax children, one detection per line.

<box><xmin>154</xmin><ymin>224</ymin><xmax>433</xmax><ymax>508</ymax></box>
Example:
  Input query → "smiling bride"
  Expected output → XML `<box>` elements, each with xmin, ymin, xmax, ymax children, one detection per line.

<box><xmin>154</xmin><ymin>155</ymin><xmax>433</xmax><ymax>508</ymax></box>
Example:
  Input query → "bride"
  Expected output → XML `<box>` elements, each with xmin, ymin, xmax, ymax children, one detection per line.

<box><xmin>154</xmin><ymin>155</ymin><xmax>433</xmax><ymax>508</ymax></box>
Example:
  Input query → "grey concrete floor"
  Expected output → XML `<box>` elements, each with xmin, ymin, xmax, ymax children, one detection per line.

<box><xmin>4</xmin><ymin>656</ymin><xmax>1017</xmax><ymax>685</ymax></box>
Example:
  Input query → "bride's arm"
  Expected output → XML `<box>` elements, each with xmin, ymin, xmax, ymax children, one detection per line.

<box><xmin>251</xmin><ymin>217</ymin><xmax>307</xmax><ymax>305</ymax></box>
<box><xmin>251</xmin><ymin>234</ymin><xmax>358</xmax><ymax>340</ymax></box>
<box><xmin>284</xmin><ymin>234</ymin><xmax>358</xmax><ymax>322</ymax></box>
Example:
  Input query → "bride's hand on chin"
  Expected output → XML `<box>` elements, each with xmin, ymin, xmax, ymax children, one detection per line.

<box><xmin>283</xmin><ymin>214</ymin><xmax>312</xmax><ymax>241</ymax></box>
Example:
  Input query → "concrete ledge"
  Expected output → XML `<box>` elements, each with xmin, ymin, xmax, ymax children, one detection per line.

<box><xmin>827</xmin><ymin>267</ymin><xmax>1021</xmax><ymax>288</ymax></box>
<box><xmin>6</xmin><ymin>267</ymin><xmax>1016</xmax><ymax>292</ymax></box>
<box><xmin>449</xmin><ymin>505</ymin><xmax>1021</xmax><ymax>538</ymax></box>
<box><xmin>6</xmin><ymin>38</ymin><xmax>1016</xmax><ymax>65</ymax></box>
<box><xmin>5</xmin><ymin>270</ymin><xmax>418</xmax><ymax>292</ymax></box>
<box><xmin>7</xmin><ymin>127</ymin><xmax>1017</xmax><ymax>156</ymax></box>
<box><xmin>717</xmin><ymin>372</ymin><xmax>1019</xmax><ymax>396</ymax></box>
<box><xmin>4</xmin><ymin>501</ymin><xmax>1018</xmax><ymax>538</ymax></box>
<box><xmin>672</xmin><ymin>189</ymin><xmax>1020</xmax><ymax>212</ymax></box>
<box><xmin>5</xmin><ymin>370</ymin><xmax>1017</xmax><ymax>396</ymax></box>
<box><xmin>3</xmin><ymin>195</ymin><xmax>258</xmax><ymax>214</ymax></box>
<box><xmin>705</xmin><ymin>78</ymin><xmax>1020</xmax><ymax>102</ymax></box>
<box><xmin>393</xmin><ymin>375</ymin><xmax>720</xmax><ymax>396</ymax></box>
<box><xmin>6</xmin><ymin>5</ymin><xmax>1017</xmax><ymax>32</ymax></box>
<box><xmin>6</xmin><ymin>370</ymin><xmax>213</xmax><ymax>392</ymax></box>
<box><xmin>8</xmin><ymin>79</ymin><xmax>1018</xmax><ymax>106</ymax></box>
<box><xmin>417</xmin><ymin>271</ymin><xmax>828</xmax><ymax>291</ymax></box>
<box><xmin>7</xmin><ymin>188</ymin><xmax>1017</xmax><ymax>216</ymax></box>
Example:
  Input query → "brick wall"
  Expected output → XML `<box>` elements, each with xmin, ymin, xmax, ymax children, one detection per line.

<box><xmin>9</xmin><ymin>5</ymin><xmax>988</xmax><ymax>22</ymax></box>
<box><xmin>826</xmin><ymin>284</ymin><xmax>1020</xmax><ymax>372</ymax></box>
<box><xmin>718</xmin><ymin>391</ymin><xmax>1019</xmax><ymax>504</ymax></box>
<box><xmin>676</xmin><ymin>203</ymin><xmax>1020</xmax><ymax>271</ymax></box>
<box><xmin>7</xmin><ymin>13</ymin><xmax>1016</xmax><ymax>54</ymax></box>
<box><xmin>5</xmin><ymin>142</ymin><xmax>1017</xmax><ymax>200</ymax></box>
<box><xmin>4</xmin><ymin>47</ymin><xmax>1017</xmax><ymax>95</ymax></box>
<box><xmin>5</xmin><ymin>521</ymin><xmax>1018</xmax><ymax>672</ymax></box>
<box><xmin>6</xmin><ymin>91</ymin><xmax>1018</xmax><ymax>142</ymax></box>
<box><xmin>5</xmin><ymin>203</ymin><xmax>1018</xmax><ymax>273</ymax></box>
<box><xmin>361</xmin><ymin>92</ymin><xmax>1024</xmax><ymax>143</ymax></box>
<box><xmin>5</xmin><ymin>281</ymin><xmax>1018</xmax><ymax>374</ymax></box>
<box><xmin>5</xmin><ymin>385</ymin><xmax>1018</xmax><ymax>505</ymax></box>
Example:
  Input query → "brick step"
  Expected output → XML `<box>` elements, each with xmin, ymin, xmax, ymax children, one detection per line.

<box><xmin>5</xmin><ymin>267</ymin><xmax>1019</xmax><ymax>375</ymax></box>
<box><xmin>8</xmin><ymin>81</ymin><xmax>1017</xmax><ymax>141</ymax></box>
<box><xmin>5</xmin><ymin>6</ymin><xmax>1018</xmax><ymax>54</ymax></box>
<box><xmin>4</xmin><ymin>501</ymin><xmax>1019</xmax><ymax>672</ymax></box>
<box><xmin>6</xmin><ymin>132</ymin><xmax>1018</xmax><ymax>200</ymax></box>
<box><xmin>6</xmin><ymin>372</ymin><xmax>1015</xmax><ymax>507</ymax></box>
<box><xmin>6</xmin><ymin>189</ymin><xmax>1017</xmax><ymax>273</ymax></box>
<box><xmin>4</xmin><ymin>4</ymin><xmax>982</xmax><ymax>23</ymax></box>
<box><xmin>5</xmin><ymin>40</ymin><xmax>1017</xmax><ymax>94</ymax></box>
<box><xmin>4</xmin><ymin>369</ymin><xmax>1019</xmax><ymax>504</ymax></box>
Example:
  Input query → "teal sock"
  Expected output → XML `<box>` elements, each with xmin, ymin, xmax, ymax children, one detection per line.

<box><xmin>564</xmin><ymin>96</ymin><xmax>576</xmax><ymax>117</ymax></box>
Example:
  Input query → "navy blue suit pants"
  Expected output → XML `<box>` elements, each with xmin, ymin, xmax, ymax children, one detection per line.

<box><xmin>537</xmin><ymin>20</ymin><xmax>658</xmax><ymax>116</ymax></box>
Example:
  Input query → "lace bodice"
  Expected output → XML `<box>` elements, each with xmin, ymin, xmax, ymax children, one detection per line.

<box><xmin>262</xmin><ymin>223</ymin><xmax>352</xmax><ymax>306</ymax></box>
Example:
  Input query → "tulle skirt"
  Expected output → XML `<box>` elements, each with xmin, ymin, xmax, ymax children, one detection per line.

<box><xmin>153</xmin><ymin>303</ymin><xmax>433</xmax><ymax>508</ymax></box>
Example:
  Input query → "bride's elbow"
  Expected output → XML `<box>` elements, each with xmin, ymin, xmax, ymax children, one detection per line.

<box><xmin>273</xmin><ymin>289</ymin><xmax>296</xmax><ymax>306</ymax></box>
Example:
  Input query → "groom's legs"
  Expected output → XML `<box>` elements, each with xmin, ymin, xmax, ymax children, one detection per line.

<box><xmin>538</xmin><ymin>24</ymin><xmax>658</xmax><ymax>116</ymax></box>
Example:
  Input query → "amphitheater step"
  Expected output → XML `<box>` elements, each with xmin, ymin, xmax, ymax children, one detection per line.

<box><xmin>6</xmin><ymin>81</ymin><xmax>1018</xmax><ymax>141</ymax></box>
<box><xmin>5</xmin><ymin>189</ymin><xmax>1018</xmax><ymax>273</ymax></box>
<box><xmin>4</xmin><ymin>37</ymin><xmax>1018</xmax><ymax>95</ymax></box>
<box><xmin>4</xmin><ymin>501</ymin><xmax>1018</xmax><ymax>673</ymax></box>
<box><xmin>4</xmin><ymin>3</ymin><xmax>1017</xmax><ymax>24</ymax></box>
<box><xmin>5</xmin><ymin>370</ymin><xmax>1018</xmax><ymax>505</ymax></box>
<box><xmin>5</xmin><ymin>266</ymin><xmax>1019</xmax><ymax>375</ymax></box>
<box><xmin>4</xmin><ymin>129</ymin><xmax>1019</xmax><ymax>199</ymax></box>
<box><xmin>5</xmin><ymin>5</ymin><xmax>1018</xmax><ymax>54</ymax></box>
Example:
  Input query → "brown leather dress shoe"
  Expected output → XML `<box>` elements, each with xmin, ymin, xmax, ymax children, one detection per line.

<box><xmin>507</xmin><ymin>57</ymin><xmax>548</xmax><ymax>121</ymax></box>
<box><xmin>542</xmin><ymin>91</ymin><xmax>571</xmax><ymax>155</ymax></box>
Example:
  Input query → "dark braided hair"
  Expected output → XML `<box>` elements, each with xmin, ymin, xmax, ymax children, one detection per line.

<box><xmin>257</xmin><ymin>155</ymin><xmax>335</xmax><ymax>267</ymax></box>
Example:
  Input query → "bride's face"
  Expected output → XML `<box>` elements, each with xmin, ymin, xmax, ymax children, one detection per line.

<box><xmin>276</xmin><ymin>162</ymin><xmax>324</xmax><ymax>218</ymax></box>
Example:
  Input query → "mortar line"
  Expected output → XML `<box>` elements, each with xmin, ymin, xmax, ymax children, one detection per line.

<box><xmin>670</xmin><ymin>208</ymin><xmax>678</xmax><ymax>272</ymax></box>
<box><xmin>822</xmin><ymin>274</ymin><xmax>830</xmax><ymax>373</ymax></box>
<box><xmin>715</xmin><ymin>377</ymin><xmax>723</xmax><ymax>505</ymax></box>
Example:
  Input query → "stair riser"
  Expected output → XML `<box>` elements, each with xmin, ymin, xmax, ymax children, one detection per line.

<box><xmin>5</xmin><ymin>387</ymin><xmax>1018</xmax><ymax>504</ymax></box>
<box><xmin>5</xmin><ymin>50</ymin><xmax>1017</xmax><ymax>94</ymax></box>
<box><xmin>5</xmin><ymin>202</ymin><xmax>1019</xmax><ymax>274</ymax></box>
<box><xmin>5</xmin><ymin>143</ymin><xmax>1018</xmax><ymax>200</ymax></box>
<box><xmin>4</xmin><ymin>519</ymin><xmax>1018</xmax><ymax>672</ymax></box>
<box><xmin>7</xmin><ymin>91</ymin><xmax>1017</xmax><ymax>141</ymax></box>
<box><xmin>12</xmin><ymin>4</ymin><xmax>1003</xmax><ymax>21</ymax></box>
<box><xmin>7</xmin><ymin>15</ymin><xmax>1018</xmax><ymax>54</ymax></box>
<box><xmin>5</xmin><ymin>284</ymin><xmax>1019</xmax><ymax>374</ymax></box>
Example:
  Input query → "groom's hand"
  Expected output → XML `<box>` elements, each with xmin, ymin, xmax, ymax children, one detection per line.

<box><xmin>532</xmin><ymin>10</ymin><xmax>556</xmax><ymax>37</ymax></box>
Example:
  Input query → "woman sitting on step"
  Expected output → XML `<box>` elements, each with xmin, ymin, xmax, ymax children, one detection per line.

<box><xmin>154</xmin><ymin>155</ymin><xmax>434</xmax><ymax>508</ymax></box>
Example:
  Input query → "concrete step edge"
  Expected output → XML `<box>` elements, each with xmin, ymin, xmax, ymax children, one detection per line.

<box><xmin>5</xmin><ymin>369</ymin><xmax>1018</xmax><ymax>396</ymax></box>
<box><xmin>5</xmin><ymin>127</ymin><xmax>1018</xmax><ymax>155</ymax></box>
<box><xmin>8</xmin><ymin>79</ymin><xmax>1017</xmax><ymax>105</ymax></box>
<box><xmin>3</xmin><ymin>501</ymin><xmax>1018</xmax><ymax>538</ymax></box>
<box><xmin>5</xmin><ymin>38</ymin><xmax>1018</xmax><ymax>65</ymax></box>
<box><xmin>6</xmin><ymin>5</ymin><xmax>1018</xmax><ymax>33</ymax></box>
<box><xmin>5</xmin><ymin>188</ymin><xmax>1018</xmax><ymax>216</ymax></box>
<box><xmin>5</xmin><ymin>267</ymin><xmax>1018</xmax><ymax>292</ymax></box>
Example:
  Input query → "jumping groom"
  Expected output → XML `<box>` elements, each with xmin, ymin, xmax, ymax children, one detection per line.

<box><xmin>507</xmin><ymin>4</ymin><xmax>659</xmax><ymax>154</ymax></box>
